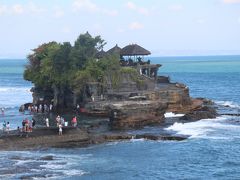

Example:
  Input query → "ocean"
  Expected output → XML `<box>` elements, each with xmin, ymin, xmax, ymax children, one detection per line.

<box><xmin>0</xmin><ymin>56</ymin><xmax>240</xmax><ymax>179</ymax></box>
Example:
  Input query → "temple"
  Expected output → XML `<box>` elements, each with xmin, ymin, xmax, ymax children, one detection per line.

<box><xmin>85</xmin><ymin>43</ymin><xmax>171</xmax><ymax>104</ymax></box>
<box><xmin>99</xmin><ymin>43</ymin><xmax>165</xmax><ymax>81</ymax></box>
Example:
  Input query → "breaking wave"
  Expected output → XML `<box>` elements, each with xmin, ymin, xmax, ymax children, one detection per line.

<box><xmin>215</xmin><ymin>101</ymin><xmax>240</xmax><ymax>109</ymax></box>
<box><xmin>165</xmin><ymin>116</ymin><xmax>240</xmax><ymax>139</ymax></box>
<box><xmin>164</xmin><ymin>112</ymin><xmax>185</xmax><ymax>118</ymax></box>
<box><xmin>0</xmin><ymin>87</ymin><xmax>32</xmax><ymax>108</ymax></box>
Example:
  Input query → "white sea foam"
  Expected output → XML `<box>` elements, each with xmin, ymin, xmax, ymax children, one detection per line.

<box><xmin>0</xmin><ymin>87</ymin><xmax>31</xmax><ymax>93</ymax></box>
<box><xmin>63</xmin><ymin>169</ymin><xmax>87</xmax><ymax>176</ymax></box>
<box><xmin>164</xmin><ymin>112</ymin><xmax>185</xmax><ymax>118</ymax></box>
<box><xmin>165</xmin><ymin>116</ymin><xmax>240</xmax><ymax>139</ymax></box>
<box><xmin>130</xmin><ymin>138</ymin><xmax>145</xmax><ymax>142</ymax></box>
<box><xmin>0</xmin><ymin>87</ymin><xmax>32</xmax><ymax>108</ymax></box>
<box><xmin>215</xmin><ymin>101</ymin><xmax>240</xmax><ymax>109</ymax></box>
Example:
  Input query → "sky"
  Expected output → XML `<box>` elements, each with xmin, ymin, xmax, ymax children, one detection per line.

<box><xmin>0</xmin><ymin>0</ymin><xmax>240</xmax><ymax>58</ymax></box>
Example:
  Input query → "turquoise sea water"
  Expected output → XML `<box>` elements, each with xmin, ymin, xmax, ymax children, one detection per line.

<box><xmin>0</xmin><ymin>56</ymin><xmax>240</xmax><ymax>179</ymax></box>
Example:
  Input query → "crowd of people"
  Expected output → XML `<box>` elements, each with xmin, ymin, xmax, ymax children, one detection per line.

<box><xmin>1</xmin><ymin>103</ymin><xmax>79</xmax><ymax>137</ymax></box>
<box><xmin>21</xmin><ymin>118</ymin><xmax>35</xmax><ymax>133</ymax></box>
<box><xmin>28</xmin><ymin>104</ymin><xmax>53</xmax><ymax>113</ymax></box>
<box><xmin>53</xmin><ymin>115</ymin><xmax>78</xmax><ymax>135</ymax></box>
<box><xmin>1</xmin><ymin>118</ymin><xmax>36</xmax><ymax>137</ymax></box>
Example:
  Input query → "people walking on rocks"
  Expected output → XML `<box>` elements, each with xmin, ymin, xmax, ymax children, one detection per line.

<box><xmin>58</xmin><ymin>124</ymin><xmax>62</xmax><ymax>136</ymax></box>
<box><xmin>6</xmin><ymin>122</ymin><xmax>10</xmax><ymax>134</ymax></box>
<box><xmin>45</xmin><ymin>118</ymin><xmax>49</xmax><ymax>127</ymax></box>
<box><xmin>71</xmin><ymin>116</ymin><xmax>77</xmax><ymax>127</ymax></box>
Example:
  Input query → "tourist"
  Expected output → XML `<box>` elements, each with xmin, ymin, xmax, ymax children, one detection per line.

<box><xmin>39</xmin><ymin>104</ymin><xmax>42</xmax><ymax>113</ymax></box>
<box><xmin>28</xmin><ymin>105</ymin><xmax>31</xmax><ymax>112</ymax></box>
<box><xmin>25</xmin><ymin>118</ymin><xmax>29</xmax><ymax>132</ymax></box>
<box><xmin>49</xmin><ymin>104</ymin><xmax>53</xmax><ymax>112</ymax></box>
<box><xmin>71</xmin><ymin>116</ymin><xmax>77</xmax><ymax>127</ymax></box>
<box><xmin>1</xmin><ymin>107</ymin><xmax>4</xmax><ymax>115</ymax></box>
<box><xmin>60</xmin><ymin>117</ymin><xmax>65</xmax><ymax>126</ymax></box>
<box><xmin>45</xmin><ymin>118</ymin><xmax>49</xmax><ymax>127</ymax></box>
<box><xmin>56</xmin><ymin>115</ymin><xmax>60</xmax><ymax>127</ymax></box>
<box><xmin>91</xmin><ymin>95</ymin><xmax>95</xmax><ymax>102</ymax></box>
<box><xmin>33</xmin><ymin>105</ymin><xmax>37</xmax><ymax>112</ymax></box>
<box><xmin>2</xmin><ymin>121</ymin><xmax>6</xmax><ymax>132</ymax></box>
<box><xmin>58</xmin><ymin>124</ymin><xmax>62</xmax><ymax>135</ymax></box>
<box><xmin>44</xmin><ymin>104</ymin><xmax>48</xmax><ymax>113</ymax></box>
<box><xmin>22</xmin><ymin>119</ymin><xmax>26</xmax><ymax>132</ymax></box>
<box><xmin>76</xmin><ymin>104</ymin><xmax>80</xmax><ymax>112</ymax></box>
<box><xmin>32</xmin><ymin>119</ymin><xmax>36</xmax><ymax>128</ymax></box>
<box><xmin>6</xmin><ymin>122</ymin><xmax>10</xmax><ymax>134</ymax></box>
<box><xmin>17</xmin><ymin>126</ymin><xmax>21</xmax><ymax>133</ymax></box>
<box><xmin>29</xmin><ymin>120</ymin><xmax>33</xmax><ymax>132</ymax></box>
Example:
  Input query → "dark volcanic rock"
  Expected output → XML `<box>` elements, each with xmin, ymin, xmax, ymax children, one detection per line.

<box><xmin>103</xmin><ymin>133</ymin><xmax>187</xmax><ymax>141</ymax></box>
<box><xmin>180</xmin><ymin>106</ymin><xmax>218</xmax><ymax>121</ymax></box>
<box><xmin>40</xmin><ymin>155</ymin><xmax>54</xmax><ymax>161</ymax></box>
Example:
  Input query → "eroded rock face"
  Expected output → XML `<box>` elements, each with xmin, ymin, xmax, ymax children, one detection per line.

<box><xmin>143</xmin><ymin>83</ymin><xmax>192</xmax><ymax>113</ymax></box>
<box><xmin>180</xmin><ymin>106</ymin><xmax>218</xmax><ymax>121</ymax></box>
<box><xmin>109</xmin><ymin>101</ymin><xmax>168</xmax><ymax>130</ymax></box>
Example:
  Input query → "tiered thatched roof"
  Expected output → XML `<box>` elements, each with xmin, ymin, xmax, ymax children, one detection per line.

<box><xmin>107</xmin><ymin>44</ymin><xmax>121</xmax><ymax>55</ymax></box>
<box><xmin>120</xmin><ymin>44</ymin><xmax>151</xmax><ymax>56</ymax></box>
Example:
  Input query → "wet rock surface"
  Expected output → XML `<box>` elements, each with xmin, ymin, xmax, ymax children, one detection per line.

<box><xmin>0</xmin><ymin>124</ymin><xmax>187</xmax><ymax>151</ymax></box>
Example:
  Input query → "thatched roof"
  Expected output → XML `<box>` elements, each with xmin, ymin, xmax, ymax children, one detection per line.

<box><xmin>107</xmin><ymin>44</ymin><xmax>121</xmax><ymax>55</ymax></box>
<box><xmin>120</xmin><ymin>44</ymin><xmax>151</xmax><ymax>56</ymax></box>
<box><xmin>95</xmin><ymin>50</ymin><xmax>106</xmax><ymax>59</ymax></box>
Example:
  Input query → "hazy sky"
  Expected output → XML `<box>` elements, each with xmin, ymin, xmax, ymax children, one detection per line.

<box><xmin>0</xmin><ymin>0</ymin><xmax>240</xmax><ymax>58</ymax></box>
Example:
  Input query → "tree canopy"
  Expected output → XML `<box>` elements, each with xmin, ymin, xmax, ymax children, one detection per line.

<box><xmin>24</xmin><ymin>32</ymin><xmax>108</xmax><ymax>89</ymax></box>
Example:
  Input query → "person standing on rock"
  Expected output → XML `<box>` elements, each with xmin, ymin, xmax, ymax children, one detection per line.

<box><xmin>59</xmin><ymin>124</ymin><xmax>62</xmax><ymax>136</ymax></box>
<box><xmin>71</xmin><ymin>116</ymin><xmax>77</xmax><ymax>127</ymax></box>
<box><xmin>45</xmin><ymin>118</ymin><xmax>49</xmax><ymax>127</ymax></box>
<box><xmin>6</xmin><ymin>122</ymin><xmax>10</xmax><ymax>134</ymax></box>
<box><xmin>1</xmin><ymin>107</ymin><xmax>5</xmax><ymax>115</ymax></box>
<box><xmin>2</xmin><ymin>121</ymin><xmax>6</xmax><ymax>132</ymax></box>
<box><xmin>56</xmin><ymin>115</ymin><xmax>60</xmax><ymax>127</ymax></box>
<box><xmin>32</xmin><ymin>119</ymin><xmax>36</xmax><ymax>128</ymax></box>
<box><xmin>49</xmin><ymin>103</ymin><xmax>53</xmax><ymax>112</ymax></box>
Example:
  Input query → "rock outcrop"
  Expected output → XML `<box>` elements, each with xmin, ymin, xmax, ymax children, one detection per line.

<box><xmin>109</xmin><ymin>101</ymin><xmax>168</xmax><ymax>129</ymax></box>
<box><xmin>180</xmin><ymin>106</ymin><xmax>218</xmax><ymax>121</ymax></box>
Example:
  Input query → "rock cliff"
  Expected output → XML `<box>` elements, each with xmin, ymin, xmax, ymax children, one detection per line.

<box><xmin>109</xmin><ymin>101</ymin><xmax>168</xmax><ymax>129</ymax></box>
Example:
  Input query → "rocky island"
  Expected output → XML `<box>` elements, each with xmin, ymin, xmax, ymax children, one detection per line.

<box><xmin>0</xmin><ymin>32</ymin><xmax>217</xmax><ymax>150</ymax></box>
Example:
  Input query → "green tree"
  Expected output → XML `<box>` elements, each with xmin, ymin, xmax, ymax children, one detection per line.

<box><xmin>69</xmin><ymin>32</ymin><xmax>106</xmax><ymax>69</ymax></box>
<box><xmin>24</xmin><ymin>41</ymin><xmax>61</xmax><ymax>87</ymax></box>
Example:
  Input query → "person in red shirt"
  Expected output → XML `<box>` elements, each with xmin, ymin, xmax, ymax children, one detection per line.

<box><xmin>71</xmin><ymin>116</ymin><xmax>77</xmax><ymax>127</ymax></box>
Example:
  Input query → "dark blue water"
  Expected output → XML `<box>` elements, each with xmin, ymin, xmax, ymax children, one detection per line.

<box><xmin>0</xmin><ymin>56</ymin><xmax>240</xmax><ymax>179</ymax></box>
